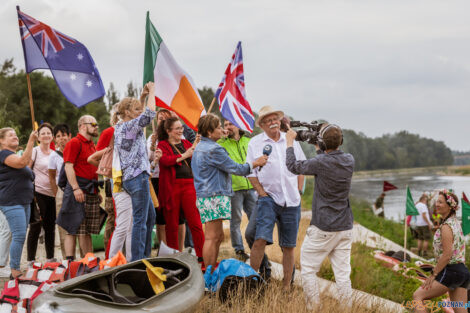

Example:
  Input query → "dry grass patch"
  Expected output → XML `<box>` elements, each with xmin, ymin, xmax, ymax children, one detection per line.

<box><xmin>194</xmin><ymin>280</ymin><xmax>396</xmax><ymax>313</ymax></box>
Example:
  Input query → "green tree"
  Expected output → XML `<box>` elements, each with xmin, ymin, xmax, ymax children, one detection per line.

<box><xmin>0</xmin><ymin>59</ymin><xmax>109</xmax><ymax>143</ymax></box>
<box><xmin>106</xmin><ymin>82</ymin><xmax>120</xmax><ymax>109</ymax></box>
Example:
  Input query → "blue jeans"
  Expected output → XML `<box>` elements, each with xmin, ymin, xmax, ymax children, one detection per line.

<box><xmin>0</xmin><ymin>204</ymin><xmax>30</xmax><ymax>270</ymax></box>
<box><xmin>123</xmin><ymin>172</ymin><xmax>155</xmax><ymax>261</ymax></box>
<box><xmin>230</xmin><ymin>189</ymin><xmax>257</xmax><ymax>252</ymax></box>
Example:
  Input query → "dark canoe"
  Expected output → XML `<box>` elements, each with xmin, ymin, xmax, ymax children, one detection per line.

<box><xmin>32</xmin><ymin>253</ymin><xmax>204</xmax><ymax>313</ymax></box>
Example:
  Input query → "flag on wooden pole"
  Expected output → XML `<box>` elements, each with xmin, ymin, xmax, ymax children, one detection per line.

<box><xmin>17</xmin><ymin>7</ymin><xmax>105</xmax><ymax>107</ymax></box>
<box><xmin>143</xmin><ymin>12</ymin><xmax>205</xmax><ymax>130</ymax></box>
<box><xmin>462</xmin><ymin>191</ymin><xmax>469</xmax><ymax>205</ymax></box>
<box><xmin>383</xmin><ymin>181</ymin><xmax>398</xmax><ymax>192</ymax></box>
<box><xmin>215</xmin><ymin>42</ymin><xmax>254</xmax><ymax>133</ymax></box>
<box><xmin>406</xmin><ymin>187</ymin><xmax>419</xmax><ymax>216</ymax></box>
<box><xmin>462</xmin><ymin>193</ymin><xmax>470</xmax><ymax>236</ymax></box>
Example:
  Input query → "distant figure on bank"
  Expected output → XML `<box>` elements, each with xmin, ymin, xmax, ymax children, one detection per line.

<box><xmin>373</xmin><ymin>192</ymin><xmax>385</xmax><ymax>217</ymax></box>
<box><xmin>412</xmin><ymin>190</ymin><xmax>469</xmax><ymax>313</ymax></box>
<box><xmin>415</xmin><ymin>194</ymin><xmax>433</xmax><ymax>258</ymax></box>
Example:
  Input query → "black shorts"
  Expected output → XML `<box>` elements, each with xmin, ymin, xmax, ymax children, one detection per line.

<box><xmin>435</xmin><ymin>263</ymin><xmax>470</xmax><ymax>290</ymax></box>
<box><xmin>151</xmin><ymin>178</ymin><xmax>184</xmax><ymax>226</ymax></box>
<box><xmin>416</xmin><ymin>226</ymin><xmax>432</xmax><ymax>240</ymax></box>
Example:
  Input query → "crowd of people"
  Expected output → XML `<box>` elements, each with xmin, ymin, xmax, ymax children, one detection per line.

<box><xmin>0</xmin><ymin>81</ymin><xmax>468</xmax><ymax>310</ymax></box>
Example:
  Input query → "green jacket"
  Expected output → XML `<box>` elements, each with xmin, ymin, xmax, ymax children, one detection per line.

<box><xmin>217</xmin><ymin>135</ymin><xmax>253</xmax><ymax>191</ymax></box>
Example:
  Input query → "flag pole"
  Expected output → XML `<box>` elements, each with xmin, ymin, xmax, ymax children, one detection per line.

<box><xmin>26</xmin><ymin>73</ymin><xmax>36</xmax><ymax>129</ymax></box>
<box><xmin>207</xmin><ymin>97</ymin><xmax>216</xmax><ymax>113</ymax></box>
<box><xmin>404</xmin><ymin>214</ymin><xmax>408</xmax><ymax>262</ymax></box>
<box><xmin>404</xmin><ymin>184</ymin><xmax>409</xmax><ymax>262</ymax></box>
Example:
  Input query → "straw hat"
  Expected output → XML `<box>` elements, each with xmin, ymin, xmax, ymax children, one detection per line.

<box><xmin>256</xmin><ymin>105</ymin><xmax>284</xmax><ymax>127</ymax></box>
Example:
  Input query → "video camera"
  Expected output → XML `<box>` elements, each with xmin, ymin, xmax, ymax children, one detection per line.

<box><xmin>289</xmin><ymin>120</ymin><xmax>323</xmax><ymax>145</ymax></box>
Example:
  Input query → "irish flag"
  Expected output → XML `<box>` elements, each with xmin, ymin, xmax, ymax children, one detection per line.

<box><xmin>143</xmin><ymin>12</ymin><xmax>205</xmax><ymax>130</ymax></box>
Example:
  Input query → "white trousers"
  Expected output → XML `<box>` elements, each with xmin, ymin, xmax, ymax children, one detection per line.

<box><xmin>108</xmin><ymin>191</ymin><xmax>133</xmax><ymax>261</ymax></box>
<box><xmin>300</xmin><ymin>225</ymin><xmax>353</xmax><ymax>309</ymax></box>
<box><xmin>0</xmin><ymin>210</ymin><xmax>11</xmax><ymax>266</ymax></box>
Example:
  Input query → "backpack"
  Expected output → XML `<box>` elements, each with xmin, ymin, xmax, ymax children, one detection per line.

<box><xmin>203</xmin><ymin>259</ymin><xmax>264</xmax><ymax>303</ymax></box>
<box><xmin>58</xmin><ymin>141</ymin><xmax>82</xmax><ymax>190</ymax></box>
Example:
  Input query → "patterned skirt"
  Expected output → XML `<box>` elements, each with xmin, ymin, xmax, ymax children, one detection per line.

<box><xmin>196</xmin><ymin>195</ymin><xmax>231</xmax><ymax>224</ymax></box>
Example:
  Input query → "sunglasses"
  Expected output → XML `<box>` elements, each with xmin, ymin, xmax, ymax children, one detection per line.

<box><xmin>84</xmin><ymin>122</ymin><xmax>99</xmax><ymax>128</ymax></box>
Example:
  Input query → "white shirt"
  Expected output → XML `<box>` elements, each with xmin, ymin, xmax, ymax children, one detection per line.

<box><xmin>415</xmin><ymin>202</ymin><xmax>431</xmax><ymax>227</ymax></box>
<box><xmin>47</xmin><ymin>150</ymin><xmax>63</xmax><ymax>184</ymax></box>
<box><xmin>32</xmin><ymin>146</ymin><xmax>54</xmax><ymax>197</ymax></box>
<box><xmin>246</xmin><ymin>131</ymin><xmax>306</xmax><ymax>207</ymax></box>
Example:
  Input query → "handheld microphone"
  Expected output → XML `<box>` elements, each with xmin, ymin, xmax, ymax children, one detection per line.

<box><xmin>259</xmin><ymin>144</ymin><xmax>272</xmax><ymax>171</ymax></box>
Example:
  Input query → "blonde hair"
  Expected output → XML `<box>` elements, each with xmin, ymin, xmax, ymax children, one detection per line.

<box><xmin>115</xmin><ymin>97</ymin><xmax>143</xmax><ymax>120</ymax></box>
<box><xmin>109</xmin><ymin>103</ymin><xmax>120</xmax><ymax>126</ymax></box>
<box><xmin>0</xmin><ymin>127</ymin><xmax>15</xmax><ymax>149</ymax></box>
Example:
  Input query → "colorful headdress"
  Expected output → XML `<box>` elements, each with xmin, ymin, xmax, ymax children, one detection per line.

<box><xmin>441</xmin><ymin>189</ymin><xmax>459</xmax><ymax>210</ymax></box>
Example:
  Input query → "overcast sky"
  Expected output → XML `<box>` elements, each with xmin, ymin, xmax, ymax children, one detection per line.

<box><xmin>2</xmin><ymin>0</ymin><xmax>470</xmax><ymax>150</ymax></box>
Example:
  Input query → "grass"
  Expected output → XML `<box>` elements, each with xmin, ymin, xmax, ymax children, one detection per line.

<box><xmin>318</xmin><ymin>243</ymin><xmax>422</xmax><ymax>304</ymax></box>
<box><xmin>301</xmin><ymin>177</ymin><xmax>418</xmax><ymax>248</ymax></box>
<box><xmin>194</xmin><ymin>279</ymin><xmax>397</xmax><ymax>313</ymax></box>
<box><xmin>350</xmin><ymin>197</ymin><xmax>418</xmax><ymax>248</ymax></box>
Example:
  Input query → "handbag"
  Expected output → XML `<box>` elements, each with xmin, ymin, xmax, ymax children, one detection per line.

<box><xmin>96</xmin><ymin>136</ymin><xmax>114</xmax><ymax>178</ymax></box>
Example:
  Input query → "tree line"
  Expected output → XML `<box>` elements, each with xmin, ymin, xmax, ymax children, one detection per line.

<box><xmin>0</xmin><ymin>59</ymin><xmax>453</xmax><ymax>170</ymax></box>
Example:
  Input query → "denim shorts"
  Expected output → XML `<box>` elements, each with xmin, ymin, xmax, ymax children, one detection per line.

<box><xmin>254</xmin><ymin>196</ymin><xmax>300</xmax><ymax>247</ymax></box>
<box><xmin>435</xmin><ymin>263</ymin><xmax>470</xmax><ymax>290</ymax></box>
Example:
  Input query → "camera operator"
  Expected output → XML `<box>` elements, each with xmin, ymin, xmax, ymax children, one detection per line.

<box><xmin>285</xmin><ymin>123</ymin><xmax>354</xmax><ymax>309</ymax></box>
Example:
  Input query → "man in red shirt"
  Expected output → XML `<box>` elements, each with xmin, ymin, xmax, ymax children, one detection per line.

<box><xmin>58</xmin><ymin>115</ymin><xmax>100</xmax><ymax>260</ymax></box>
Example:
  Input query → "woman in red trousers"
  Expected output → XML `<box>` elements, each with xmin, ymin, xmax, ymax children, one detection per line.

<box><xmin>157</xmin><ymin>117</ymin><xmax>204</xmax><ymax>260</ymax></box>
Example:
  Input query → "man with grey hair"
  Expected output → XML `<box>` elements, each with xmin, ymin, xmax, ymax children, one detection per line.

<box><xmin>57</xmin><ymin>115</ymin><xmax>101</xmax><ymax>260</ymax></box>
<box><xmin>246</xmin><ymin>105</ymin><xmax>306</xmax><ymax>288</ymax></box>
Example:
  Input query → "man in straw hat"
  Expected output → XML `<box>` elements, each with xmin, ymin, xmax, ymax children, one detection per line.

<box><xmin>245</xmin><ymin>105</ymin><xmax>306</xmax><ymax>288</ymax></box>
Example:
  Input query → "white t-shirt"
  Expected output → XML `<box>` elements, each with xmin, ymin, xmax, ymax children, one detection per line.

<box><xmin>31</xmin><ymin>146</ymin><xmax>54</xmax><ymax>197</ymax></box>
<box><xmin>47</xmin><ymin>150</ymin><xmax>63</xmax><ymax>184</ymax></box>
<box><xmin>415</xmin><ymin>202</ymin><xmax>431</xmax><ymax>227</ymax></box>
<box><xmin>246</xmin><ymin>132</ymin><xmax>306</xmax><ymax>207</ymax></box>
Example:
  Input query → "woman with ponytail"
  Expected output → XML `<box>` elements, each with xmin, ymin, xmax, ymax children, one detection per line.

<box><xmin>114</xmin><ymin>83</ymin><xmax>156</xmax><ymax>261</ymax></box>
<box><xmin>412</xmin><ymin>189</ymin><xmax>469</xmax><ymax>313</ymax></box>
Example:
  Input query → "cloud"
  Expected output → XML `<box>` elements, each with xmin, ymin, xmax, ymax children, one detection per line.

<box><xmin>2</xmin><ymin>0</ymin><xmax>470</xmax><ymax>150</ymax></box>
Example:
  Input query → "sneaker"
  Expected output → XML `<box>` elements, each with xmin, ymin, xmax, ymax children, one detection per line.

<box><xmin>46</xmin><ymin>258</ymin><xmax>57</xmax><ymax>263</ymax></box>
<box><xmin>0</xmin><ymin>266</ymin><xmax>10</xmax><ymax>278</ymax></box>
<box><xmin>235</xmin><ymin>250</ymin><xmax>250</xmax><ymax>262</ymax></box>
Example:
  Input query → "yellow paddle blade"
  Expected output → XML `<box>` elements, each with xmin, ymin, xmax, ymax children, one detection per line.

<box><xmin>142</xmin><ymin>259</ymin><xmax>166</xmax><ymax>295</ymax></box>
<box><xmin>34</xmin><ymin>121</ymin><xmax>39</xmax><ymax>131</ymax></box>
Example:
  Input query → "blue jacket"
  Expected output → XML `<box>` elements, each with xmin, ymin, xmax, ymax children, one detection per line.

<box><xmin>192</xmin><ymin>137</ymin><xmax>251</xmax><ymax>198</ymax></box>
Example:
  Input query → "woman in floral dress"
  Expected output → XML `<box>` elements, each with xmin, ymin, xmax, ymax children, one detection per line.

<box><xmin>412</xmin><ymin>189</ymin><xmax>469</xmax><ymax>313</ymax></box>
<box><xmin>191</xmin><ymin>114</ymin><xmax>267</xmax><ymax>271</ymax></box>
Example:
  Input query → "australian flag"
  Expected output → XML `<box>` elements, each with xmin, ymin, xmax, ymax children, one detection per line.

<box><xmin>215</xmin><ymin>42</ymin><xmax>254</xmax><ymax>133</ymax></box>
<box><xmin>17</xmin><ymin>7</ymin><xmax>105</xmax><ymax>107</ymax></box>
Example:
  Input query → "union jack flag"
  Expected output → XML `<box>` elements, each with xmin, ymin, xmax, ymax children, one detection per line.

<box><xmin>17</xmin><ymin>7</ymin><xmax>105</xmax><ymax>108</ymax></box>
<box><xmin>215</xmin><ymin>42</ymin><xmax>254</xmax><ymax>133</ymax></box>
<box><xmin>18</xmin><ymin>11</ymin><xmax>76</xmax><ymax>58</ymax></box>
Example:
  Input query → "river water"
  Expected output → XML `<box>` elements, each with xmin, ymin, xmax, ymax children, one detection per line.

<box><xmin>350</xmin><ymin>173</ymin><xmax>470</xmax><ymax>221</ymax></box>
